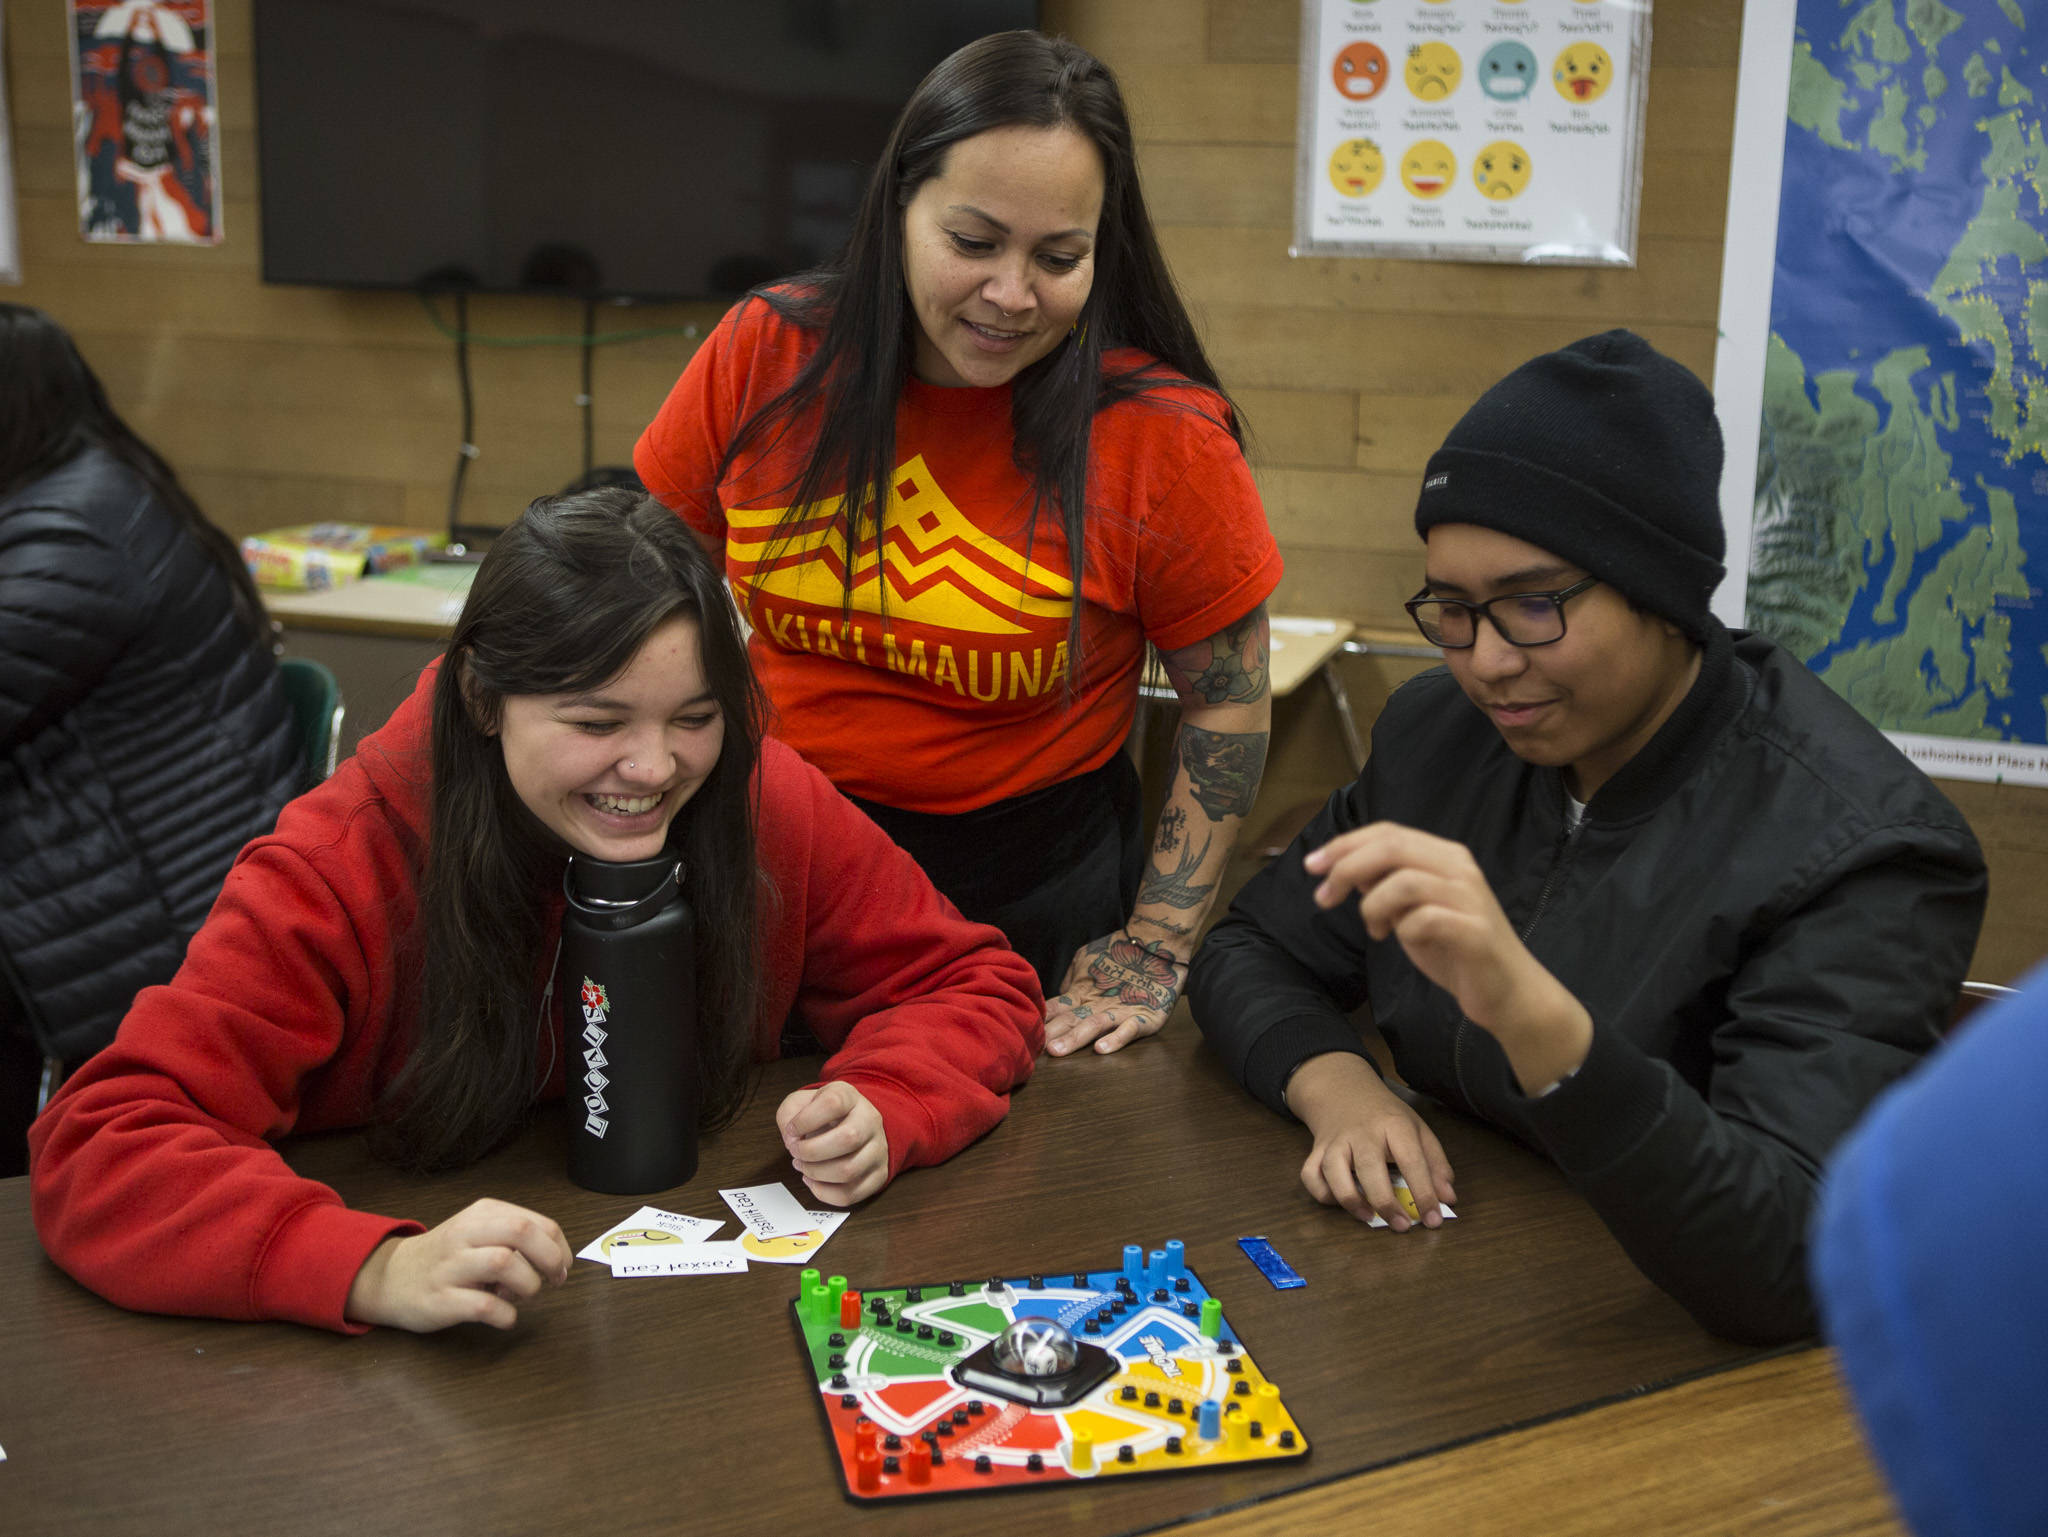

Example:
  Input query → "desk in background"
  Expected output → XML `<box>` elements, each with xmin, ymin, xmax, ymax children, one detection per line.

<box><xmin>0</xmin><ymin>1017</ymin><xmax>1899</xmax><ymax>1536</ymax></box>
<box><xmin>271</xmin><ymin>580</ymin><xmax>1379</xmax><ymax>777</ymax></box>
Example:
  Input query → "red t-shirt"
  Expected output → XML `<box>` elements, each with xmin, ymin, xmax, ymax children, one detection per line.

<box><xmin>635</xmin><ymin>297</ymin><xmax>1283</xmax><ymax>815</ymax></box>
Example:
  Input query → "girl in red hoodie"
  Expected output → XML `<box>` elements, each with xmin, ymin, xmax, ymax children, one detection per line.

<box><xmin>30</xmin><ymin>489</ymin><xmax>1041</xmax><ymax>1333</ymax></box>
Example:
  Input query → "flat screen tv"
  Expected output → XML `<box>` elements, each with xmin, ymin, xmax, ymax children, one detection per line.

<box><xmin>253</xmin><ymin>0</ymin><xmax>1039</xmax><ymax>301</ymax></box>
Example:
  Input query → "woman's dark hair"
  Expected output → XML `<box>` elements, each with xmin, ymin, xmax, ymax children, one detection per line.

<box><xmin>378</xmin><ymin>489</ymin><xmax>765</xmax><ymax>1172</ymax></box>
<box><xmin>725</xmin><ymin>29</ymin><xmax>1240</xmax><ymax>660</ymax></box>
<box><xmin>0</xmin><ymin>302</ymin><xmax>271</xmax><ymax>647</ymax></box>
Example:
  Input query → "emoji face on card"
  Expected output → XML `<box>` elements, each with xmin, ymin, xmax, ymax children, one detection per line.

<box><xmin>600</xmin><ymin>1228</ymin><xmax>683</xmax><ymax>1258</ymax></box>
<box><xmin>1328</xmin><ymin>138</ymin><xmax>1385</xmax><ymax>197</ymax></box>
<box><xmin>1473</xmin><ymin>141</ymin><xmax>1531</xmax><ymax>200</ymax></box>
<box><xmin>1555</xmin><ymin>42</ymin><xmax>1613</xmax><ymax>103</ymax></box>
<box><xmin>1401</xmin><ymin>141</ymin><xmax>1455</xmax><ymax>199</ymax></box>
<box><xmin>1405</xmin><ymin>43</ymin><xmax>1461</xmax><ymax>100</ymax></box>
<box><xmin>1332</xmin><ymin>41</ymin><xmax>1390</xmax><ymax>101</ymax></box>
<box><xmin>1478</xmin><ymin>40</ymin><xmax>1538</xmax><ymax>102</ymax></box>
<box><xmin>744</xmin><ymin>1229</ymin><xmax>826</xmax><ymax>1260</ymax></box>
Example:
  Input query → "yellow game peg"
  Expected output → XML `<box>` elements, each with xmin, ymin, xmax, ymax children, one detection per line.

<box><xmin>1069</xmin><ymin>1431</ymin><xmax>1094</xmax><ymax>1472</ymax></box>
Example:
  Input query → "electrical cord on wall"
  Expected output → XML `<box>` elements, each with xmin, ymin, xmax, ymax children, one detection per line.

<box><xmin>445</xmin><ymin>288</ymin><xmax>487</xmax><ymax>548</ymax></box>
<box><xmin>416</xmin><ymin>291</ymin><xmax>704</xmax><ymax>545</ymax></box>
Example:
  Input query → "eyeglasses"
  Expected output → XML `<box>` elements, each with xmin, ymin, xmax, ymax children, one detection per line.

<box><xmin>1404</xmin><ymin>576</ymin><xmax>1600</xmax><ymax>649</ymax></box>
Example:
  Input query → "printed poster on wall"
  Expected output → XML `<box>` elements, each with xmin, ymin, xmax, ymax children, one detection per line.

<box><xmin>1294</xmin><ymin>0</ymin><xmax>1650</xmax><ymax>265</ymax></box>
<box><xmin>68</xmin><ymin>0</ymin><xmax>223</xmax><ymax>245</ymax></box>
<box><xmin>1714</xmin><ymin>2</ymin><xmax>2048</xmax><ymax>787</ymax></box>
<box><xmin>2</xmin><ymin>1</ymin><xmax>22</xmax><ymax>283</ymax></box>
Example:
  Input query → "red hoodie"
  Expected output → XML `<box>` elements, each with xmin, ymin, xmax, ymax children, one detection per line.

<box><xmin>29</xmin><ymin>667</ymin><xmax>1042</xmax><ymax>1331</ymax></box>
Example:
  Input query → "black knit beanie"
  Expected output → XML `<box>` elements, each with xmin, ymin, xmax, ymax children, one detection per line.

<box><xmin>1413</xmin><ymin>330</ymin><xmax>1726</xmax><ymax>642</ymax></box>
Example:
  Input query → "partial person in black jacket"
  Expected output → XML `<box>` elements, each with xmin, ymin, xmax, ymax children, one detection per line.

<box><xmin>0</xmin><ymin>304</ymin><xmax>303</xmax><ymax>1175</ymax></box>
<box><xmin>1187</xmin><ymin>332</ymin><xmax>1987</xmax><ymax>1344</ymax></box>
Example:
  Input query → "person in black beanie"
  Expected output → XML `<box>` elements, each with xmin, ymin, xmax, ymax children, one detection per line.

<box><xmin>1188</xmin><ymin>332</ymin><xmax>1987</xmax><ymax>1344</ymax></box>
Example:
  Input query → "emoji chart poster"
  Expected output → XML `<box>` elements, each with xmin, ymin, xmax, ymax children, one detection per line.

<box><xmin>68</xmin><ymin>0</ymin><xmax>223</xmax><ymax>245</ymax></box>
<box><xmin>1294</xmin><ymin>0</ymin><xmax>1650</xmax><ymax>265</ymax></box>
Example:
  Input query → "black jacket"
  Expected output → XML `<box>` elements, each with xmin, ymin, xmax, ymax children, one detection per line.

<box><xmin>1189</xmin><ymin>626</ymin><xmax>1987</xmax><ymax>1344</ymax></box>
<box><xmin>0</xmin><ymin>447</ymin><xmax>303</xmax><ymax>1064</ymax></box>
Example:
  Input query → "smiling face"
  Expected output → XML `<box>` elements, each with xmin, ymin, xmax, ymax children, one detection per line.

<box><xmin>1332</xmin><ymin>40</ymin><xmax>1389</xmax><ymax>100</ymax></box>
<box><xmin>1405</xmin><ymin>42</ymin><xmax>1461</xmax><ymax>100</ymax></box>
<box><xmin>1401</xmin><ymin>140</ymin><xmax>1456</xmax><ymax>198</ymax></box>
<box><xmin>1327</xmin><ymin>138</ymin><xmax>1386</xmax><ymax>197</ymax></box>
<box><xmin>1554</xmin><ymin>43</ymin><xmax>1613</xmax><ymax>103</ymax></box>
<box><xmin>900</xmin><ymin>123</ymin><xmax>1104</xmax><ymax>390</ymax></box>
<box><xmin>1473</xmin><ymin>141</ymin><xmax>1531</xmax><ymax>200</ymax></box>
<box><xmin>493</xmin><ymin>615</ymin><xmax>725</xmax><ymax>862</ymax></box>
<box><xmin>1422</xmin><ymin>524</ymin><xmax>1700</xmax><ymax>801</ymax></box>
<box><xmin>1478</xmin><ymin>41</ymin><xmax>1537</xmax><ymax>101</ymax></box>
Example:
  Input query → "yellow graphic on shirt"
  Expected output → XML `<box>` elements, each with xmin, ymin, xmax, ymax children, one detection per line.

<box><xmin>723</xmin><ymin>455</ymin><xmax>1074</xmax><ymax>636</ymax></box>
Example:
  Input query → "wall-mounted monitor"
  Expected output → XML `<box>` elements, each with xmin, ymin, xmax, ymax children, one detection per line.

<box><xmin>253</xmin><ymin>0</ymin><xmax>1038</xmax><ymax>301</ymax></box>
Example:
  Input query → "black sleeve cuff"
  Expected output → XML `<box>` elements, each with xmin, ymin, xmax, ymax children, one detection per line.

<box><xmin>1241</xmin><ymin>1014</ymin><xmax>1380</xmax><ymax>1119</ymax></box>
<box><xmin>1515</xmin><ymin>1017</ymin><xmax>1672</xmax><ymax>1175</ymax></box>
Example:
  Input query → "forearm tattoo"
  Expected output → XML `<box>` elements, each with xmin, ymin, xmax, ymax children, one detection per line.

<box><xmin>1138</xmin><ymin>827</ymin><xmax>1216</xmax><ymax>912</ymax></box>
<box><xmin>1160</xmin><ymin>608</ymin><xmax>1271</xmax><ymax>706</ymax></box>
<box><xmin>1167</xmin><ymin>726</ymin><xmax>1269</xmax><ymax>822</ymax></box>
<box><xmin>1084</xmin><ymin>935</ymin><xmax>1181</xmax><ymax>1011</ymax></box>
<box><xmin>1155</xmin><ymin>804</ymin><xmax>1187</xmax><ymax>854</ymax></box>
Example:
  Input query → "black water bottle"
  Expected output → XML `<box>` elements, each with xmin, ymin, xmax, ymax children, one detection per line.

<box><xmin>559</xmin><ymin>851</ymin><xmax>699</xmax><ymax>1194</ymax></box>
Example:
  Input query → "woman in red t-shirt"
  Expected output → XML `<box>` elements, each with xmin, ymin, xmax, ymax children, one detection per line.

<box><xmin>637</xmin><ymin>31</ymin><xmax>1281</xmax><ymax>1058</ymax></box>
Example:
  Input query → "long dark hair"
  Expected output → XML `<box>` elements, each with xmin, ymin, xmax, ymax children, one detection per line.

<box><xmin>0</xmin><ymin>302</ymin><xmax>270</xmax><ymax>647</ymax></box>
<box><xmin>724</xmin><ymin>30</ymin><xmax>1241</xmax><ymax>661</ymax></box>
<box><xmin>378</xmin><ymin>489</ymin><xmax>765</xmax><ymax>1172</ymax></box>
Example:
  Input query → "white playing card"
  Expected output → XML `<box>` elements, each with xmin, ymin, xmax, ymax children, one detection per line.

<box><xmin>609</xmin><ymin>1240</ymin><xmax>750</xmax><ymax>1277</ymax></box>
<box><xmin>735</xmin><ymin>1207</ymin><xmax>850</xmax><ymax>1265</ymax></box>
<box><xmin>720</xmin><ymin>1181</ymin><xmax>816</xmax><ymax>1240</ymax></box>
<box><xmin>1366</xmin><ymin>1176</ymin><xmax>1458</xmax><ymax>1229</ymax></box>
<box><xmin>576</xmin><ymin>1205</ymin><xmax>724</xmax><ymax>1263</ymax></box>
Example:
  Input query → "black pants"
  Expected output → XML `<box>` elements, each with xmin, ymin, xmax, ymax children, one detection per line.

<box><xmin>850</xmin><ymin>753</ymin><xmax>1146</xmax><ymax>997</ymax></box>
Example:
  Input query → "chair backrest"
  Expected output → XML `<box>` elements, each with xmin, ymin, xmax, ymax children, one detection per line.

<box><xmin>278</xmin><ymin>656</ymin><xmax>345</xmax><ymax>782</ymax></box>
<box><xmin>1947</xmin><ymin>979</ymin><xmax>2020</xmax><ymax>1036</ymax></box>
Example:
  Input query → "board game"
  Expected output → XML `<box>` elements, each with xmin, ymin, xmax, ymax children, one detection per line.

<box><xmin>789</xmin><ymin>1240</ymin><xmax>1310</xmax><ymax>1501</ymax></box>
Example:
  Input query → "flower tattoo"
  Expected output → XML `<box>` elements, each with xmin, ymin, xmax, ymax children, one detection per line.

<box><xmin>1087</xmin><ymin>936</ymin><xmax>1180</xmax><ymax>1011</ymax></box>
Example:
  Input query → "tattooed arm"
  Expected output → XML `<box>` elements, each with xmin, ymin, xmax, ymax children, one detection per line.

<box><xmin>1044</xmin><ymin>605</ymin><xmax>1272</xmax><ymax>1057</ymax></box>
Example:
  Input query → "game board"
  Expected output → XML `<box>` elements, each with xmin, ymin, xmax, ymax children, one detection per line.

<box><xmin>789</xmin><ymin>1240</ymin><xmax>1310</xmax><ymax>1500</ymax></box>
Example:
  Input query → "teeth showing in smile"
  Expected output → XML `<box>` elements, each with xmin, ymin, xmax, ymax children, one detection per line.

<box><xmin>966</xmin><ymin>320</ymin><xmax>1025</xmax><ymax>341</ymax></box>
<box><xmin>589</xmin><ymin>792</ymin><xmax>661</xmax><ymax>815</ymax></box>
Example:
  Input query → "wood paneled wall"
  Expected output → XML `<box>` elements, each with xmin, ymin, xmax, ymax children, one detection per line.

<box><xmin>3</xmin><ymin>0</ymin><xmax>2040</xmax><ymax>979</ymax></box>
<box><xmin>3</xmin><ymin>0</ymin><xmax>728</xmax><ymax>538</ymax></box>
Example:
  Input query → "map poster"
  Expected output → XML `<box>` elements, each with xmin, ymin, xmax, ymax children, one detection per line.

<box><xmin>2</xmin><ymin>0</ymin><xmax>21</xmax><ymax>283</ymax></box>
<box><xmin>1292</xmin><ymin>0</ymin><xmax>1651</xmax><ymax>266</ymax></box>
<box><xmin>1716</xmin><ymin>1</ymin><xmax>2048</xmax><ymax>787</ymax></box>
<box><xmin>68</xmin><ymin>0</ymin><xmax>223</xmax><ymax>245</ymax></box>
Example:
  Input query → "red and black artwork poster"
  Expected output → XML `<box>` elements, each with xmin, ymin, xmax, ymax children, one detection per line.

<box><xmin>69</xmin><ymin>0</ymin><xmax>222</xmax><ymax>244</ymax></box>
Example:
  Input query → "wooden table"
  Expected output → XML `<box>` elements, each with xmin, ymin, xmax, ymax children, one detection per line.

<box><xmin>261</xmin><ymin>561</ymin><xmax>479</xmax><ymax>641</ymax></box>
<box><xmin>0</xmin><ymin>1019</ymin><xmax>1896</xmax><ymax>1535</ymax></box>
